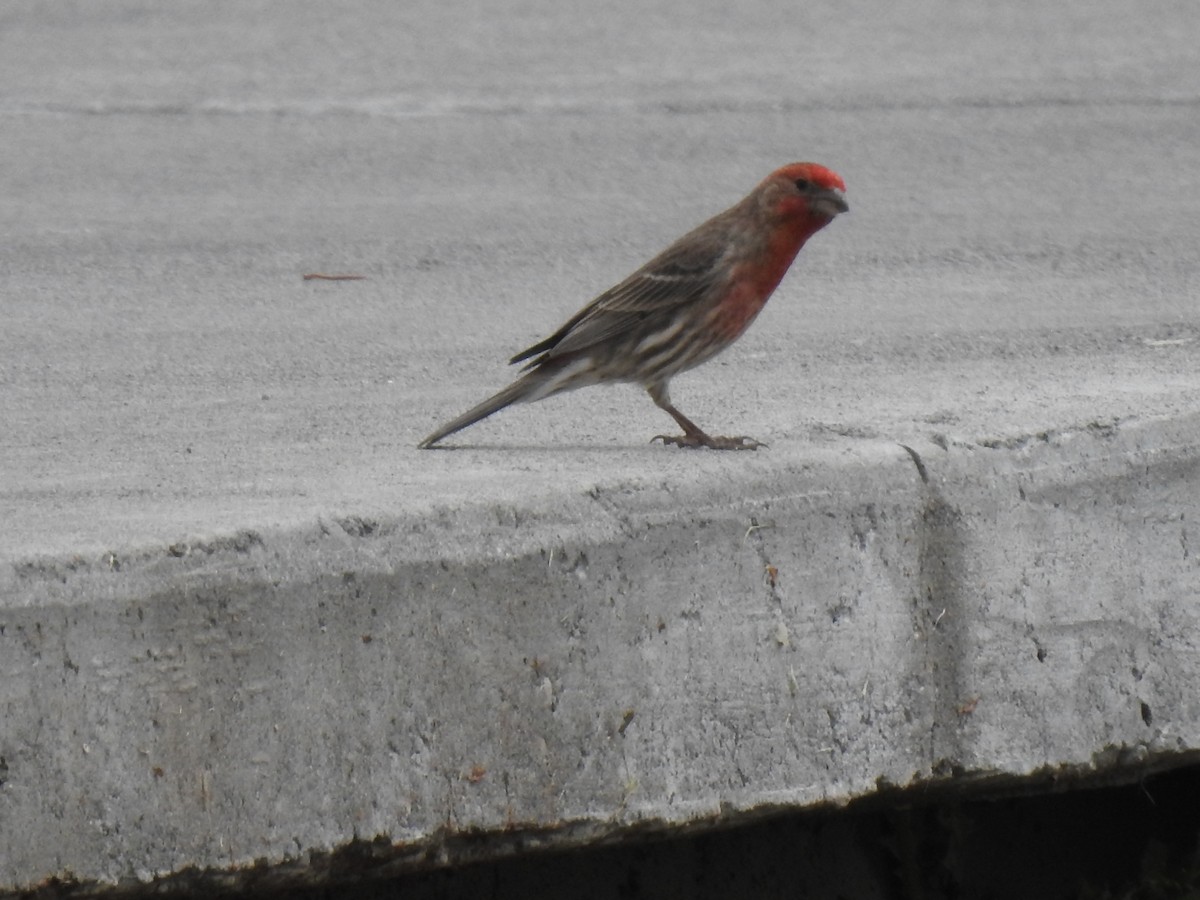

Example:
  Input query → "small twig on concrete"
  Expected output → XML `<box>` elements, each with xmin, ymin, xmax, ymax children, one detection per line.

<box><xmin>743</xmin><ymin>517</ymin><xmax>774</xmax><ymax>545</ymax></box>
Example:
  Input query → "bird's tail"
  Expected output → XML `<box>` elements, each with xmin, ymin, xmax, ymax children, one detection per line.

<box><xmin>418</xmin><ymin>366</ymin><xmax>566</xmax><ymax>448</ymax></box>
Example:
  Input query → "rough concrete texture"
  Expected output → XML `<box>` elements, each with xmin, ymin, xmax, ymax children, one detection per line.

<box><xmin>3</xmin><ymin>0</ymin><xmax>1200</xmax><ymax>894</ymax></box>
<box><xmin>6</xmin><ymin>421</ymin><xmax>1200</xmax><ymax>894</ymax></box>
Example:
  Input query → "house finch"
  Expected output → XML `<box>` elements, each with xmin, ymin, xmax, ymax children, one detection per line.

<box><xmin>419</xmin><ymin>162</ymin><xmax>847</xmax><ymax>450</ymax></box>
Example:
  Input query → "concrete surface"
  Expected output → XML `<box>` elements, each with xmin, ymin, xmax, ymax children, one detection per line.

<box><xmin>2</xmin><ymin>0</ymin><xmax>1200</xmax><ymax>894</ymax></box>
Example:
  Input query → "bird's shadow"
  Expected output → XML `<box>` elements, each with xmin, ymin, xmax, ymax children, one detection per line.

<box><xmin>419</xmin><ymin>441</ymin><xmax>671</xmax><ymax>453</ymax></box>
<box><xmin>419</xmin><ymin>440</ymin><xmax>767</xmax><ymax>454</ymax></box>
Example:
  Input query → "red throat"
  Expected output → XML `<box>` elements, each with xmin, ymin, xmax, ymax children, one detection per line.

<box><xmin>708</xmin><ymin>215</ymin><xmax>829</xmax><ymax>342</ymax></box>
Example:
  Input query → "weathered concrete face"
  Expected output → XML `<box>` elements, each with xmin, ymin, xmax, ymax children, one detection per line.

<box><xmin>4</xmin><ymin>420</ymin><xmax>1199</xmax><ymax>893</ymax></box>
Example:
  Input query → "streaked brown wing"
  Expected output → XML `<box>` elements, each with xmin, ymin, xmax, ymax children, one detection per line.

<box><xmin>511</xmin><ymin>213</ymin><xmax>733</xmax><ymax>366</ymax></box>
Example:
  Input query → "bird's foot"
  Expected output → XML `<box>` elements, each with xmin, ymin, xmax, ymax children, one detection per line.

<box><xmin>651</xmin><ymin>433</ymin><xmax>764</xmax><ymax>451</ymax></box>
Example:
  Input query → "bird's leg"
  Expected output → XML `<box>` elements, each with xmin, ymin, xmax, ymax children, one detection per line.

<box><xmin>645</xmin><ymin>383</ymin><xmax>763</xmax><ymax>451</ymax></box>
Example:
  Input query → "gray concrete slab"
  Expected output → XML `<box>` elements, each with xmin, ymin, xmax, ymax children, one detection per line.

<box><xmin>2</xmin><ymin>0</ymin><xmax>1199</xmax><ymax>894</ymax></box>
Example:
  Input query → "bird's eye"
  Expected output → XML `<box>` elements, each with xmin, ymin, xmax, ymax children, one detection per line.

<box><xmin>794</xmin><ymin>178</ymin><xmax>811</xmax><ymax>191</ymax></box>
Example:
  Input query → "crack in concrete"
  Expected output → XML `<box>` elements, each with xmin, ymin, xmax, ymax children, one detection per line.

<box><xmin>897</xmin><ymin>443</ymin><xmax>930</xmax><ymax>485</ymax></box>
<box><xmin>585</xmin><ymin>485</ymin><xmax>641</xmax><ymax>541</ymax></box>
<box><xmin>900</xmin><ymin>442</ymin><xmax>974</xmax><ymax>777</ymax></box>
<box><xmin>741</xmin><ymin>515</ymin><xmax>783</xmax><ymax>606</ymax></box>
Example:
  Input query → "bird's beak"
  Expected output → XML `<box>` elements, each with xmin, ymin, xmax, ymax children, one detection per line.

<box><xmin>812</xmin><ymin>188</ymin><xmax>849</xmax><ymax>218</ymax></box>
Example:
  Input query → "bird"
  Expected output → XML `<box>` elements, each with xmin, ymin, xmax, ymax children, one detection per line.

<box><xmin>419</xmin><ymin>162</ymin><xmax>847</xmax><ymax>450</ymax></box>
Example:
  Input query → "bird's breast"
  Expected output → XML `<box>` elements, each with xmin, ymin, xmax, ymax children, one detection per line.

<box><xmin>707</xmin><ymin>241</ymin><xmax>801</xmax><ymax>341</ymax></box>
<box><xmin>705</xmin><ymin>278</ymin><xmax>773</xmax><ymax>342</ymax></box>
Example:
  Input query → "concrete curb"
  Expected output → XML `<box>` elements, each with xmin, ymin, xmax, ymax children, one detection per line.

<box><xmin>3</xmin><ymin>415</ymin><xmax>1200</xmax><ymax>894</ymax></box>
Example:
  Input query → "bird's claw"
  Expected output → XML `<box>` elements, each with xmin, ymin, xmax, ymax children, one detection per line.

<box><xmin>651</xmin><ymin>433</ymin><xmax>765</xmax><ymax>451</ymax></box>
